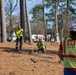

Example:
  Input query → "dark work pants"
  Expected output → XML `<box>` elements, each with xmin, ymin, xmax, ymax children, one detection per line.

<box><xmin>64</xmin><ymin>68</ymin><xmax>76</xmax><ymax>75</ymax></box>
<box><xmin>38</xmin><ymin>47</ymin><xmax>46</xmax><ymax>53</ymax></box>
<box><xmin>16</xmin><ymin>37</ymin><xmax>22</xmax><ymax>49</ymax></box>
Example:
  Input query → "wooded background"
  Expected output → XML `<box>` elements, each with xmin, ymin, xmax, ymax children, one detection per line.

<box><xmin>0</xmin><ymin>0</ymin><xmax>76</xmax><ymax>43</ymax></box>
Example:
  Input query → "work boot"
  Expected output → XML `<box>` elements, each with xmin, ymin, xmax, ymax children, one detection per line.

<box><xmin>41</xmin><ymin>47</ymin><xmax>46</xmax><ymax>53</ymax></box>
<box><xmin>16</xmin><ymin>47</ymin><xmax>18</xmax><ymax>49</ymax></box>
<box><xmin>16</xmin><ymin>45</ymin><xmax>18</xmax><ymax>50</ymax></box>
<box><xmin>15</xmin><ymin>47</ymin><xmax>18</xmax><ymax>52</ymax></box>
<box><xmin>20</xmin><ymin>46</ymin><xmax>22</xmax><ymax>49</ymax></box>
<box><xmin>38</xmin><ymin>49</ymin><xmax>40</xmax><ymax>53</ymax></box>
<box><xmin>15</xmin><ymin>49</ymin><xmax>18</xmax><ymax>52</ymax></box>
<box><xmin>38</xmin><ymin>50</ymin><xmax>39</xmax><ymax>53</ymax></box>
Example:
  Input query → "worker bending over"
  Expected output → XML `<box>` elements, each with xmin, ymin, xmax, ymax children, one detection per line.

<box><xmin>37</xmin><ymin>38</ymin><xmax>46</xmax><ymax>53</ymax></box>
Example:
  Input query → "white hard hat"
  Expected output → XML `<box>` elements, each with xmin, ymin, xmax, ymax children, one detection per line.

<box><xmin>68</xmin><ymin>24</ymin><xmax>76</xmax><ymax>32</ymax></box>
<box><xmin>38</xmin><ymin>37</ymin><xmax>42</xmax><ymax>41</ymax></box>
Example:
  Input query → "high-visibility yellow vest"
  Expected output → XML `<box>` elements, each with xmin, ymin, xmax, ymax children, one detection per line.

<box><xmin>37</xmin><ymin>42</ymin><xmax>42</xmax><ymax>48</ymax></box>
<box><xmin>16</xmin><ymin>29</ymin><xmax>23</xmax><ymax>37</ymax></box>
<box><xmin>37</xmin><ymin>40</ymin><xmax>46</xmax><ymax>48</ymax></box>
<box><xmin>62</xmin><ymin>37</ymin><xmax>76</xmax><ymax>68</ymax></box>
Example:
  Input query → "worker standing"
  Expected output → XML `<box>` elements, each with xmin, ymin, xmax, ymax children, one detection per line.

<box><xmin>37</xmin><ymin>38</ymin><xmax>46</xmax><ymax>53</ymax></box>
<box><xmin>58</xmin><ymin>23</ymin><xmax>76</xmax><ymax>75</ymax></box>
<box><xmin>15</xmin><ymin>26</ymin><xmax>23</xmax><ymax>50</ymax></box>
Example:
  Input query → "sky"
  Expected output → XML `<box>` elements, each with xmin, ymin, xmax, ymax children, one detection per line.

<box><xmin>12</xmin><ymin>0</ymin><xmax>42</xmax><ymax>19</ymax></box>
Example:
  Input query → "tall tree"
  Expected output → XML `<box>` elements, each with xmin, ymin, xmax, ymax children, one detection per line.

<box><xmin>55</xmin><ymin>0</ymin><xmax>60</xmax><ymax>43</ymax></box>
<box><xmin>0</xmin><ymin>0</ymin><xmax>1</xmax><ymax>41</ymax></box>
<box><xmin>32</xmin><ymin>5</ymin><xmax>43</xmax><ymax>21</ymax></box>
<box><xmin>20</xmin><ymin>0</ymin><xmax>26</xmax><ymax>42</ymax></box>
<box><xmin>45</xmin><ymin>0</ymin><xmax>76</xmax><ymax>40</ymax></box>
<box><xmin>25</xmin><ymin>0</ymin><xmax>32</xmax><ymax>43</ymax></box>
<box><xmin>31</xmin><ymin>5</ymin><xmax>45</xmax><ymax>35</ymax></box>
<box><xmin>31</xmin><ymin>0</ymin><xmax>76</xmax><ymax>41</ymax></box>
<box><xmin>0</xmin><ymin>0</ymin><xmax>2</xmax><ymax>42</ymax></box>
<box><xmin>42</xmin><ymin>0</ymin><xmax>47</xmax><ymax>41</ymax></box>
<box><xmin>5</xmin><ymin>0</ymin><xmax>18</xmax><ymax>40</ymax></box>
<box><xmin>0</xmin><ymin>0</ymin><xmax>7</xmax><ymax>42</ymax></box>
<box><xmin>31</xmin><ymin>3</ymin><xmax>48</xmax><ymax>41</ymax></box>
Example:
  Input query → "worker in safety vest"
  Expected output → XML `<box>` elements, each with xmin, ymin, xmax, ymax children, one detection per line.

<box><xmin>37</xmin><ymin>37</ymin><xmax>46</xmax><ymax>53</ymax></box>
<box><xmin>15</xmin><ymin>26</ymin><xmax>23</xmax><ymax>50</ymax></box>
<box><xmin>58</xmin><ymin>23</ymin><xmax>76</xmax><ymax>75</ymax></box>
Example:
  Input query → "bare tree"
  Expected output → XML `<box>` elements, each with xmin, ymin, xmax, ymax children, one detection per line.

<box><xmin>5</xmin><ymin>0</ymin><xmax>18</xmax><ymax>39</ymax></box>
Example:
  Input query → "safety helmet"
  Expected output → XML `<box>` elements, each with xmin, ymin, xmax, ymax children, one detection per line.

<box><xmin>68</xmin><ymin>24</ymin><xmax>76</xmax><ymax>32</ymax></box>
<box><xmin>39</xmin><ymin>38</ymin><xmax>42</xmax><ymax>41</ymax></box>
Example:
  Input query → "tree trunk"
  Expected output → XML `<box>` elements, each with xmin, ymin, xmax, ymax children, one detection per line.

<box><xmin>20</xmin><ymin>0</ymin><xmax>26</xmax><ymax>42</ymax></box>
<box><xmin>0</xmin><ymin>0</ymin><xmax>1</xmax><ymax>42</ymax></box>
<box><xmin>60</xmin><ymin>0</ymin><xmax>64</xmax><ymax>42</ymax></box>
<box><xmin>9</xmin><ymin>0</ymin><xmax>12</xmax><ymax>40</ymax></box>
<box><xmin>25</xmin><ymin>0</ymin><xmax>32</xmax><ymax>44</ymax></box>
<box><xmin>55</xmin><ymin>0</ymin><xmax>60</xmax><ymax>43</ymax></box>
<box><xmin>42</xmin><ymin>0</ymin><xmax>47</xmax><ymax>41</ymax></box>
<box><xmin>1</xmin><ymin>0</ymin><xmax>7</xmax><ymax>42</ymax></box>
<box><xmin>66</xmin><ymin>0</ymin><xmax>69</xmax><ymax>26</ymax></box>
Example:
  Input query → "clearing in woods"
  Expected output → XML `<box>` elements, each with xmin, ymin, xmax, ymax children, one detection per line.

<box><xmin>0</xmin><ymin>42</ymin><xmax>63</xmax><ymax>75</ymax></box>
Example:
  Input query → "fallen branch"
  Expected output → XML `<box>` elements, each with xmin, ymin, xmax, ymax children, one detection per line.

<box><xmin>31</xmin><ymin>58</ymin><xmax>36</xmax><ymax>63</ymax></box>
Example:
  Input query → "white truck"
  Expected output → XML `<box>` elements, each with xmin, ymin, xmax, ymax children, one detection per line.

<box><xmin>32</xmin><ymin>34</ymin><xmax>45</xmax><ymax>42</ymax></box>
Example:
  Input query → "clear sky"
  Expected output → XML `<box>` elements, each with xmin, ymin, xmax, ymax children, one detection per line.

<box><xmin>13</xmin><ymin>0</ymin><xmax>42</xmax><ymax>19</ymax></box>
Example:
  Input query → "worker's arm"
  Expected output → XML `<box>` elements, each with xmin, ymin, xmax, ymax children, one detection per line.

<box><xmin>58</xmin><ymin>41</ymin><xmax>63</xmax><ymax>61</ymax></box>
<box><xmin>37</xmin><ymin>42</ymin><xmax>41</xmax><ymax>49</ymax></box>
<box><xmin>58</xmin><ymin>48</ymin><xmax>63</xmax><ymax>61</ymax></box>
<box><xmin>21</xmin><ymin>29</ymin><xmax>23</xmax><ymax>32</ymax></box>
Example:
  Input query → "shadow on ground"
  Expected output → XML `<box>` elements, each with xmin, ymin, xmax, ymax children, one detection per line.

<box><xmin>0</xmin><ymin>47</ymin><xmax>58</xmax><ymax>55</ymax></box>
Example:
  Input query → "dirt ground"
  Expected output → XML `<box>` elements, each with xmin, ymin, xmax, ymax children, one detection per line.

<box><xmin>0</xmin><ymin>42</ymin><xmax>63</xmax><ymax>75</ymax></box>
